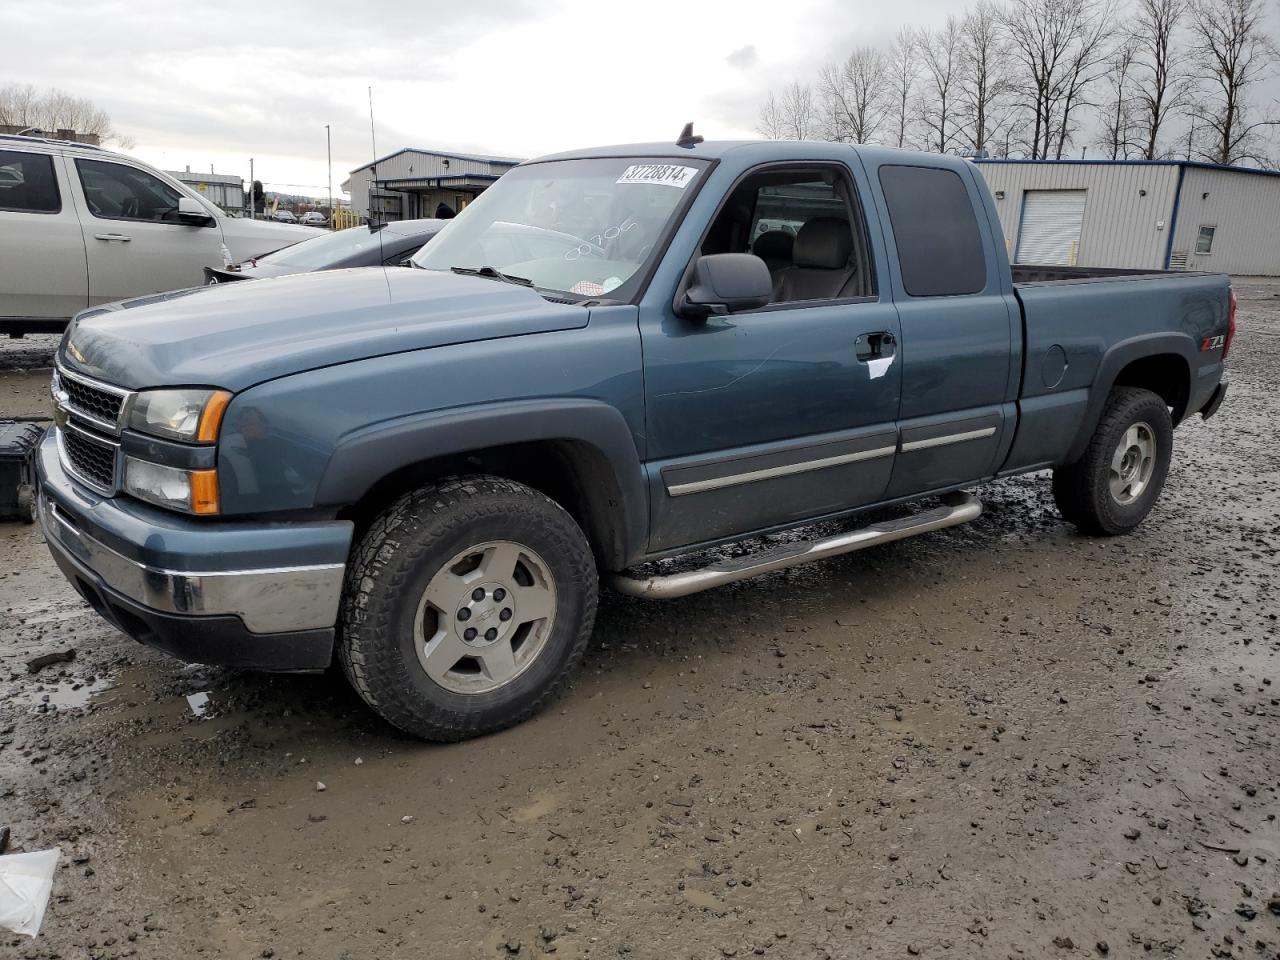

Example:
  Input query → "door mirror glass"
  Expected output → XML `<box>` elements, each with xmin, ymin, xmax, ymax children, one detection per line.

<box><xmin>177</xmin><ymin>196</ymin><xmax>215</xmax><ymax>226</ymax></box>
<box><xmin>678</xmin><ymin>253</ymin><xmax>772</xmax><ymax>317</ymax></box>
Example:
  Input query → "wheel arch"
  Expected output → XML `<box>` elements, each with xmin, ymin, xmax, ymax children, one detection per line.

<box><xmin>317</xmin><ymin>399</ymin><xmax>648</xmax><ymax>570</ymax></box>
<box><xmin>1065</xmin><ymin>335</ymin><xmax>1194</xmax><ymax>465</ymax></box>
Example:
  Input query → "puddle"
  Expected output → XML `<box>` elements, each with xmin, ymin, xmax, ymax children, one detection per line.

<box><xmin>25</xmin><ymin>674</ymin><xmax>115</xmax><ymax>710</ymax></box>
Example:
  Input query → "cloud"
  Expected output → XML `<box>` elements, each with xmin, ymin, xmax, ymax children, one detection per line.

<box><xmin>726</xmin><ymin>45</ymin><xmax>758</xmax><ymax>70</ymax></box>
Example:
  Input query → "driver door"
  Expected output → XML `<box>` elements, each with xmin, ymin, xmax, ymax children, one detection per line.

<box><xmin>68</xmin><ymin>157</ymin><xmax>223</xmax><ymax>305</ymax></box>
<box><xmin>640</xmin><ymin>160</ymin><xmax>902</xmax><ymax>553</ymax></box>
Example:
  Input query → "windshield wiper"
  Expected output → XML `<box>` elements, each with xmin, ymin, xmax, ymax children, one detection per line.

<box><xmin>450</xmin><ymin>265</ymin><xmax>533</xmax><ymax>287</ymax></box>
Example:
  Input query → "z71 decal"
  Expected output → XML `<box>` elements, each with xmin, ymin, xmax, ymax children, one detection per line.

<box><xmin>1201</xmin><ymin>334</ymin><xmax>1225</xmax><ymax>351</ymax></box>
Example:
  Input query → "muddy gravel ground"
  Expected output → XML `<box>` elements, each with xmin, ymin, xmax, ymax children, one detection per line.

<box><xmin>1</xmin><ymin>285</ymin><xmax>1277</xmax><ymax>960</ymax></box>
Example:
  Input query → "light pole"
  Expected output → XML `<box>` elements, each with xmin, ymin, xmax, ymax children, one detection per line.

<box><xmin>325</xmin><ymin>124</ymin><xmax>333</xmax><ymax>229</ymax></box>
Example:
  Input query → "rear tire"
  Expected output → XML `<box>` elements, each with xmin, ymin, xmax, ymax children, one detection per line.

<box><xmin>339</xmin><ymin>476</ymin><xmax>598</xmax><ymax>741</ymax></box>
<box><xmin>1052</xmin><ymin>387</ymin><xmax>1173</xmax><ymax>536</ymax></box>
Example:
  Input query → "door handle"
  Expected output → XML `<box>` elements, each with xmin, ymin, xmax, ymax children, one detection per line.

<box><xmin>93</xmin><ymin>233</ymin><xmax>131</xmax><ymax>242</ymax></box>
<box><xmin>854</xmin><ymin>332</ymin><xmax>896</xmax><ymax>362</ymax></box>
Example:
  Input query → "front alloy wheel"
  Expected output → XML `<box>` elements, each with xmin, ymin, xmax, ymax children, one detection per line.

<box><xmin>415</xmin><ymin>541</ymin><xmax>557</xmax><ymax>694</ymax></box>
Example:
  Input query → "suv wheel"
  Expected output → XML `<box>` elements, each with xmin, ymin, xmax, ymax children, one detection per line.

<box><xmin>339</xmin><ymin>476</ymin><xmax>598</xmax><ymax>741</ymax></box>
<box><xmin>1052</xmin><ymin>386</ymin><xmax>1173</xmax><ymax>536</ymax></box>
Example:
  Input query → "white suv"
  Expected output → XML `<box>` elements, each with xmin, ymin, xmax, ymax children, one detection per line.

<box><xmin>0</xmin><ymin>135</ymin><xmax>322</xmax><ymax>334</ymax></box>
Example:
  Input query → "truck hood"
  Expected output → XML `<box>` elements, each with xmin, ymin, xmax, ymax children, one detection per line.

<box><xmin>219</xmin><ymin>217</ymin><xmax>324</xmax><ymax>261</ymax></box>
<box><xmin>61</xmin><ymin>267</ymin><xmax>589</xmax><ymax>392</ymax></box>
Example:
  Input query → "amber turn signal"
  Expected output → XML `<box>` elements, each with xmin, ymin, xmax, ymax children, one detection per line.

<box><xmin>196</xmin><ymin>391</ymin><xmax>232</xmax><ymax>443</ymax></box>
<box><xmin>190</xmin><ymin>469</ymin><xmax>220</xmax><ymax>515</ymax></box>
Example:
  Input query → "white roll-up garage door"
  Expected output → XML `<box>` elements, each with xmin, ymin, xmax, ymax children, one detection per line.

<box><xmin>1014</xmin><ymin>190</ymin><xmax>1087</xmax><ymax>265</ymax></box>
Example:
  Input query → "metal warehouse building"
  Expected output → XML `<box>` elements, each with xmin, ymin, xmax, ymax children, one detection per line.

<box><xmin>344</xmin><ymin>147</ymin><xmax>521</xmax><ymax>221</ymax></box>
<box><xmin>973</xmin><ymin>159</ymin><xmax>1280</xmax><ymax>276</ymax></box>
<box><xmin>165</xmin><ymin>167</ymin><xmax>244</xmax><ymax>212</ymax></box>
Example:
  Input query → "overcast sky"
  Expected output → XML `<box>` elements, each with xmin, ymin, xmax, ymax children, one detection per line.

<box><xmin>3</xmin><ymin>0</ymin><xmax>967</xmax><ymax>198</ymax></box>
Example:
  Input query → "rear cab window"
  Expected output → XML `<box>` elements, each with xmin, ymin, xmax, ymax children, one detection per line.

<box><xmin>878</xmin><ymin>165</ymin><xmax>986</xmax><ymax>297</ymax></box>
<box><xmin>0</xmin><ymin>149</ymin><xmax>62</xmax><ymax>213</ymax></box>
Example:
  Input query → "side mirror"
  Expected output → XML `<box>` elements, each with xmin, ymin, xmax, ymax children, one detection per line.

<box><xmin>678</xmin><ymin>253</ymin><xmax>772</xmax><ymax>318</ymax></box>
<box><xmin>177</xmin><ymin>196</ymin><xmax>215</xmax><ymax>226</ymax></box>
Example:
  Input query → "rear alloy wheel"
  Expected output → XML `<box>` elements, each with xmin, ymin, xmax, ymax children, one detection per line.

<box><xmin>340</xmin><ymin>477</ymin><xmax>597</xmax><ymax>741</ymax></box>
<box><xmin>1052</xmin><ymin>386</ymin><xmax>1173</xmax><ymax>536</ymax></box>
<box><xmin>1108</xmin><ymin>422</ymin><xmax>1157</xmax><ymax>505</ymax></box>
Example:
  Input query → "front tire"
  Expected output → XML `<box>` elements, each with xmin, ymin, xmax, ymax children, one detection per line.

<box><xmin>339</xmin><ymin>476</ymin><xmax>598</xmax><ymax>741</ymax></box>
<box><xmin>1052</xmin><ymin>387</ymin><xmax>1173</xmax><ymax>536</ymax></box>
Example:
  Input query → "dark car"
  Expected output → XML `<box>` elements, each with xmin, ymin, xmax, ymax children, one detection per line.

<box><xmin>203</xmin><ymin>218</ymin><xmax>446</xmax><ymax>284</ymax></box>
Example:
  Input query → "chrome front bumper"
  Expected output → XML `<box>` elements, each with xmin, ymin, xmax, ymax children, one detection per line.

<box><xmin>39</xmin><ymin>495</ymin><xmax>345</xmax><ymax>633</ymax></box>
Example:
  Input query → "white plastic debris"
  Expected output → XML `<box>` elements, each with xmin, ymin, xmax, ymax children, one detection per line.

<box><xmin>0</xmin><ymin>847</ymin><xmax>60</xmax><ymax>937</ymax></box>
<box><xmin>185</xmin><ymin>692</ymin><xmax>211</xmax><ymax>717</ymax></box>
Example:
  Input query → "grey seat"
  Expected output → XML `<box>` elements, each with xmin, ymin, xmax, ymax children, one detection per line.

<box><xmin>751</xmin><ymin>229</ymin><xmax>795</xmax><ymax>273</ymax></box>
<box><xmin>771</xmin><ymin>217</ymin><xmax>858</xmax><ymax>303</ymax></box>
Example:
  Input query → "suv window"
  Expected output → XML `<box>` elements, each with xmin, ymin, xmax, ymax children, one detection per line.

<box><xmin>75</xmin><ymin>158</ymin><xmax>185</xmax><ymax>223</ymax></box>
<box><xmin>878</xmin><ymin>165</ymin><xmax>986</xmax><ymax>297</ymax></box>
<box><xmin>701</xmin><ymin>165</ymin><xmax>874</xmax><ymax>305</ymax></box>
<box><xmin>0</xmin><ymin>149</ymin><xmax>61</xmax><ymax>213</ymax></box>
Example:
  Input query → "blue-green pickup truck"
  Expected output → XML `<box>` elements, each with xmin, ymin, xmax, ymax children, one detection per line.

<box><xmin>37</xmin><ymin>133</ymin><xmax>1232</xmax><ymax>740</ymax></box>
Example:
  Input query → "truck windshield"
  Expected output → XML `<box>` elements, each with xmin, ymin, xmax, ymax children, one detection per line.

<box><xmin>411</xmin><ymin>157</ymin><xmax>710</xmax><ymax>299</ymax></box>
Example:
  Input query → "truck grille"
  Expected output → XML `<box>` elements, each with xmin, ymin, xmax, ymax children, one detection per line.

<box><xmin>61</xmin><ymin>424</ymin><xmax>118</xmax><ymax>492</ymax></box>
<box><xmin>62</xmin><ymin>376</ymin><xmax>124</xmax><ymax>426</ymax></box>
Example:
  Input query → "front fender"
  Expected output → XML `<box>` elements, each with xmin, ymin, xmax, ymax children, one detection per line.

<box><xmin>315</xmin><ymin>398</ymin><xmax>649</xmax><ymax>567</ymax></box>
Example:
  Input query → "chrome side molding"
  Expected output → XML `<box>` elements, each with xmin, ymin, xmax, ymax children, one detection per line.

<box><xmin>607</xmin><ymin>491</ymin><xmax>982</xmax><ymax>600</ymax></box>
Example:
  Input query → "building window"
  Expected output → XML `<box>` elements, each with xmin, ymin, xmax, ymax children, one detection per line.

<box><xmin>1195</xmin><ymin>225</ymin><xmax>1216</xmax><ymax>255</ymax></box>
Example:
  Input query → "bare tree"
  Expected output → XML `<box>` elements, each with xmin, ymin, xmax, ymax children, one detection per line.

<box><xmin>818</xmin><ymin>47</ymin><xmax>890</xmax><ymax>143</ymax></box>
<box><xmin>0</xmin><ymin>83</ymin><xmax>40</xmax><ymax>128</ymax></box>
<box><xmin>0</xmin><ymin>83</ymin><xmax>133</xmax><ymax>147</ymax></box>
<box><xmin>1052</xmin><ymin>0</ymin><xmax>1117</xmax><ymax>158</ymax></box>
<box><xmin>1132</xmin><ymin>0</ymin><xmax>1190</xmax><ymax>158</ymax></box>
<box><xmin>757</xmin><ymin>92</ymin><xmax>786</xmax><ymax>139</ymax></box>
<box><xmin>886</xmin><ymin>27</ymin><xmax>920</xmax><ymax>148</ymax></box>
<box><xmin>917</xmin><ymin>17</ymin><xmax>966</xmax><ymax>153</ymax></box>
<box><xmin>959</xmin><ymin>1</ymin><xmax>1015</xmax><ymax>153</ymax></box>
<box><xmin>1096</xmin><ymin>36</ymin><xmax>1142</xmax><ymax>157</ymax></box>
<box><xmin>1186</xmin><ymin>0</ymin><xmax>1278</xmax><ymax>165</ymax></box>
<box><xmin>779</xmin><ymin>81</ymin><xmax>817</xmax><ymax>140</ymax></box>
<box><xmin>1003</xmin><ymin>0</ymin><xmax>1115</xmax><ymax>159</ymax></box>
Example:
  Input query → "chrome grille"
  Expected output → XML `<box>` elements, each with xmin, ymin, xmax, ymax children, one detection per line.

<box><xmin>60</xmin><ymin>423</ymin><xmax>119</xmax><ymax>493</ymax></box>
<box><xmin>62</xmin><ymin>376</ymin><xmax>123</xmax><ymax>425</ymax></box>
<box><xmin>53</xmin><ymin>363</ymin><xmax>132</xmax><ymax>433</ymax></box>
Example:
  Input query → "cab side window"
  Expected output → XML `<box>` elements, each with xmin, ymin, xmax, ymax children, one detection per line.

<box><xmin>75</xmin><ymin>158</ymin><xmax>185</xmax><ymax>223</ymax></box>
<box><xmin>0</xmin><ymin>150</ymin><xmax>61</xmax><ymax>213</ymax></box>
<box><xmin>700</xmin><ymin>165</ymin><xmax>874</xmax><ymax>305</ymax></box>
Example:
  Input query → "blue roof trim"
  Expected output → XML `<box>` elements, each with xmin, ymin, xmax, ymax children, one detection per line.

<box><xmin>350</xmin><ymin>146</ymin><xmax>522</xmax><ymax>174</ymax></box>
<box><xmin>973</xmin><ymin>157</ymin><xmax>1280</xmax><ymax>179</ymax></box>
<box><xmin>378</xmin><ymin>174</ymin><xmax>502</xmax><ymax>185</ymax></box>
<box><xmin>1163</xmin><ymin>165</ymin><xmax>1187</xmax><ymax>269</ymax></box>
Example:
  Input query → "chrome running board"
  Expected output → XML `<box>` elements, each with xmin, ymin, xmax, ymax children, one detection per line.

<box><xmin>607</xmin><ymin>492</ymin><xmax>982</xmax><ymax>600</ymax></box>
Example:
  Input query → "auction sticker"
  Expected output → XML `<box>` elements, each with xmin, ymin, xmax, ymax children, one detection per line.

<box><xmin>616</xmin><ymin>164</ymin><xmax>698</xmax><ymax>188</ymax></box>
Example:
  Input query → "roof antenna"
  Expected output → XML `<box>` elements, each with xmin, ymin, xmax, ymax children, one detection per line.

<box><xmin>676</xmin><ymin>122</ymin><xmax>703</xmax><ymax>148</ymax></box>
<box><xmin>368</xmin><ymin>85</ymin><xmax>380</xmax><ymax>227</ymax></box>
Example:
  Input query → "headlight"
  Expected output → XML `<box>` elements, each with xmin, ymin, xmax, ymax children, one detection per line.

<box><xmin>124</xmin><ymin>457</ymin><xmax>220</xmax><ymax>515</ymax></box>
<box><xmin>129</xmin><ymin>388</ymin><xmax>231</xmax><ymax>443</ymax></box>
